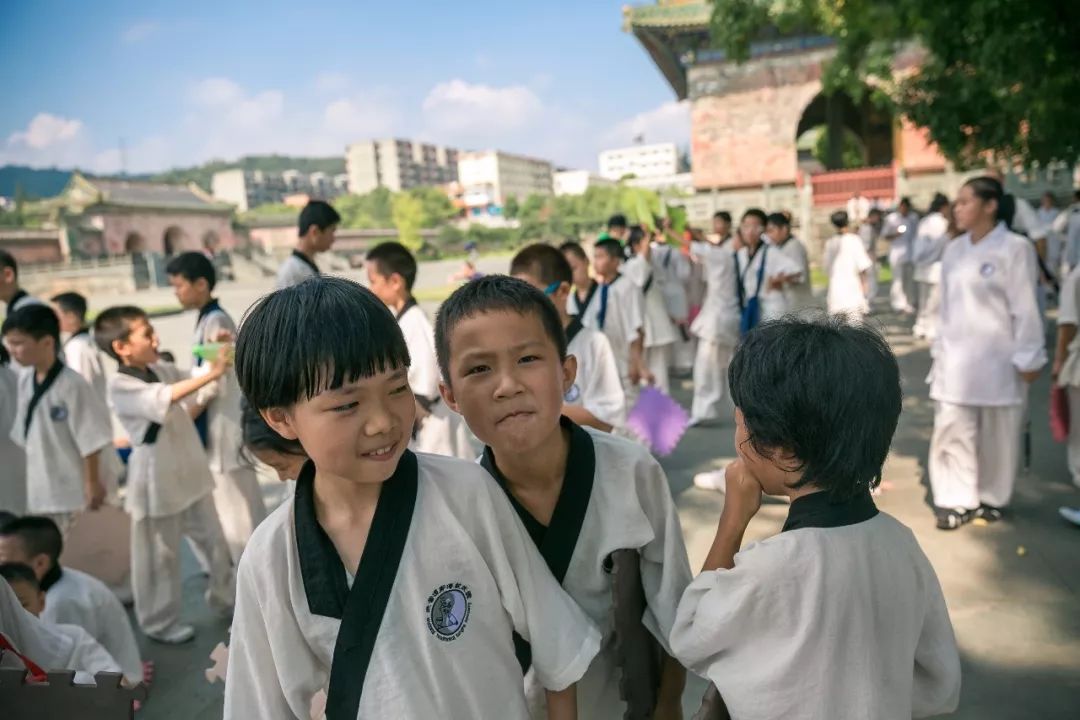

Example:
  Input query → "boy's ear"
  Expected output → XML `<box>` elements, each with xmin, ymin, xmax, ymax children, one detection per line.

<box><xmin>261</xmin><ymin>407</ymin><xmax>299</xmax><ymax>440</ymax></box>
<box><xmin>438</xmin><ymin>380</ymin><xmax>459</xmax><ymax>414</ymax></box>
<box><xmin>561</xmin><ymin>354</ymin><xmax>578</xmax><ymax>394</ymax></box>
<box><xmin>110</xmin><ymin>338</ymin><xmax>126</xmax><ymax>360</ymax></box>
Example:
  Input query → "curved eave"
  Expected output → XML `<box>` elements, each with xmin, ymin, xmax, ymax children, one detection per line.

<box><xmin>632</xmin><ymin>26</ymin><xmax>689</xmax><ymax>99</ymax></box>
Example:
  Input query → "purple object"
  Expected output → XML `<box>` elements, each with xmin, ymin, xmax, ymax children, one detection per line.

<box><xmin>626</xmin><ymin>386</ymin><xmax>690</xmax><ymax>456</ymax></box>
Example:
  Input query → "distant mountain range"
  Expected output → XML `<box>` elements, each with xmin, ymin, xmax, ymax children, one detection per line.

<box><xmin>0</xmin><ymin>155</ymin><xmax>347</xmax><ymax>200</ymax></box>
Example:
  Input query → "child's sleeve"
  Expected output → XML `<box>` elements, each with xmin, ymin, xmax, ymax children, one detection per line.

<box><xmin>635</xmin><ymin>453</ymin><xmax>693</xmax><ymax>653</ymax></box>
<box><xmin>668</xmin><ymin>543</ymin><xmax>774</xmax><ymax>678</ymax></box>
<box><xmin>110</xmin><ymin>376</ymin><xmax>171</xmax><ymax>425</ymax></box>
<box><xmin>470</xmin><ymin>472</ymin><xmax>601</xmax><ymax>691</ymax></box>
<box><xmin>911</xmin><ymin>556</ymin><xmax>961</xmax><ymax>718</ymax></box>
<box><xmin>68</xmin><ymin>377</ymin><xmax>113</xmax><ymax>459</ymax></box>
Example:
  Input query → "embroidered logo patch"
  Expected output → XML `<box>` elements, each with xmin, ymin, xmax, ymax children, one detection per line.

<box><xmin>49</xmin><ymin>403</ymin><xmax>69</xmax><ymax>422</ymax></box>
<box><xmin>426</xmin><ymin>582</ymin><xmax>471</xmax><ymax>642</ymax></box>
<box><xmin>980</xmin><ymin>262</ymin><xmax>996</xmax><ymax>278</ymax></box>
<box><xmin>564</xmin><ymin>383</ymin><xmax>581</xmax><ymax>403</ymax></box>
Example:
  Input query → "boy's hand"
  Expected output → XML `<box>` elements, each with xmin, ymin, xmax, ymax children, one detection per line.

<box><xmin>213</xmin><ymin>329</ymin><xmax>235</xmax><ymax>343</ymax></box>
<box><xmin>84</xmin><ymin>477</ymin><xmax>106</xmax><ymax>511</ymax></box>
<box><xmin>722</xmin><ymin>459</ymin><xmax>763</xmax><ymax>526</ymax></box>
<box><xmin>1019</xmin><ymin>369</ymin><xmax>1041</xmax><ymax>384</ymax></box>
<box><xmin>209</xmin><ymin>343</ymin><xmax>233</xmax><ymax>378</ymax></box>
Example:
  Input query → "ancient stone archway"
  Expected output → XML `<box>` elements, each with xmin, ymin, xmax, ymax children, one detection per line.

<box><xmin>796</xmin><ymin>89</ymin><xmax>893</xmax><ymax>172</ymax></box>
<box><xmin>163</xmin><ymin>226</ymin><xmax>183</xmax><ymax>256</ymax></box>
<box><xmin>124</xmin><ymin>232</ymin><xmax>146</xmax><ymax>254</ymax></box>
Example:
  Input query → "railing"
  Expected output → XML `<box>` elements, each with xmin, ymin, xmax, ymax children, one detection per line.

<box><xmin>808</xmin><ymin>165</ymin><xmax>896</xmax><ymax>207</ymax></box>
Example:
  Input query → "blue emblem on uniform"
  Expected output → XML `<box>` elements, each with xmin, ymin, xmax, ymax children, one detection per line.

<box><xmin>980</xmin><ymin>262</ymin><xmax>995</xmax><ymax>278</ymax></box>
<box><xmin>426</xmin><ymin>582</ymin><xmax>471</xmax><ymax>642</ymax></box>
<box><xmin>564</xmin><ymin>384</ymin><xmax>581</xmax><ymax>403</ymax></box>
<box><xmin>49</xmin><ymin>403</ymin><xmax>69</xmax><ymax>422</ymax></box>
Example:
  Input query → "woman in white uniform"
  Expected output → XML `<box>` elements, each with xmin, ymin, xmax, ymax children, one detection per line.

<box><xmin>928</xmin><ymin>176</ymin><xmax>1046</xmax><ymax>530</ymax></box>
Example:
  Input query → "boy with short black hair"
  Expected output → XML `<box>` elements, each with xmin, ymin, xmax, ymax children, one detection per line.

<box><xmin>764</xmin><ymin>212</ymin><xmax>813</xmax><ymax>312</ymax></box>
<box><xmin>51</xmin><ymin>292</ymin><xmax>107</xmax><ymax>403</ymax></box>
<box><xmin>166</xmin><ymin>251</ymin><xmax>267</xmax><ymax>563</ymax></box>
<box><xmin>736</xmin><ymin>208</ymin><xmax>803</xmax><ymax>327</ymax></box>
<box><xmin>276</xmin><ymin>200</ymin><xmax>341</xmax><ymax>289</ymax></box>
<box><xmin>0</xmin><ymin>515</ymin><xmax>143</xmax><ymax>684</ymax></box>
<box><xmin>94</xmin><ymin>305</ymin><xmax>234</xmax><ymax>644</ymax></box>
<box><xmin>435</xmin><ymin>275</ymin><xmax>692</xmax><ymax>719</ymax></box>
<box><xmin>226</xmin><ymin>276</ymin><xmax>599</xmax><ymax>719</ymax></box>
<box><xmin>1</xmin><ymin>249</ymin><xmax>43</xmax><ymax>317</ymax></box>
<box><xmin>510</xmin><ymin>243</ymin><xmax>626</xmax><ymax>432</ymax></box>
<box><xmin>602</xmin><ymin>213</ymin><xmax>629</xmax><ymax>242</ymax></box>
<box><xmin>2</xmin><ymin>305</ymin><xmax>112</xmax><ymax>531</ymax></box>
<box><xmin>365</xmin><ymin>241</ymin><xmax>475</xmax><ymax>459</ymax></box>
<box><xmin>670</xmin><ymin>317</ymin><xmax>961</xmax><ymax>719</ymax></box>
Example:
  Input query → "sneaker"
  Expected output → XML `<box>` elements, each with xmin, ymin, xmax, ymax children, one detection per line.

<box><xmin>935</xmin><ymin>507</ymin><xmax>972</xmax><ymax>530</ymax></box>
<box><xmin>972</xmin><ymin>504</ymin><xmax>1004</xmax><ymax>525</ymax></box>
<box><xmin>693</xmin><ymin>468</ymin><xmax>727</xmax><ymax>492</ymax></box>
<box><xmin>147</xmin><ymin>623</ymin><xmax>195</xmax><ymax>645</ymax></box>
<box><xmin>1058</xmin><ymin>506</ymin><xmax>1080</xmax><ymax>527</ymax></box>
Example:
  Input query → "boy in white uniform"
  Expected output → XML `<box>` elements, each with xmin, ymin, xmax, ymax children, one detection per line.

<box><xmin>911</xmin><ymin>195</ymin><xmax>952</xmax><ymax>340</ymax></box>
<box><xmin>765</xmin><ymin>213</ymin><xmax>814</xmax><ymax>312</ymax></box>
<box><xmin>824</xmin><ymin>210</ymin><xmax>874</xmax><ymax>319</ymax></box>
<box><xmin>670</xmin><ymin>317</ymin><xmax>961</xmax><ymax>720</ymax></box>
<box><xmin>735</xmin><ymin>209</ymin><xmax>803</xmax><ymax>326</ymax></box>
<box><xmin>884</xmin><ymin>197</ymin><xmax>921</xmax><ymax>315</ymax></box>
<box><xmin>511</xmin><ymin>244</ymin><xmax>626</xmax><ymax>432</ymax></box>
<box><xmin>227</xmin><ymin>276</ymin><xmax>600</xmax><ymax>719</ymax></box>
<box><xmin>0</xmin><ymin>516</ymin><xmax>143</xmax><ymax>685</ymax></box>
<box><xmin>929</xmin><ymin>177</ymin><xmax>1046</xmax><ymax>529</ymax></box>
<box><xmin>435</xmin><ymin>275</ymin><xmax>692</xmax><ymax>719</ymax></box>
<box><xmin>625</xmin><ymin>228</ymin><xmax>679</xmax><ymax>394</ymax></box>
<box><xmin>275</xmin><ymin>200</ymin><xmax>340</xmax><ymax>289</ymax></box>
<box><xmin>166</xmin><ymin>253</ymin><xmax>267</xmax><ymax>563</ymax></box>
<box><xmin>365</xmin><ymin>242</ymin><xmax>475</xmax><ymax>459</ymax></box>
<box><xmin>650</xmin><ymin>226</ymin><xmax>694</xmax><ymax>374</ymax></box>
<box><xmin>94</xmin><ymin>306</ymin><xmax>235</xmax><ymax>643</ymax></box>
<box><xmin>2</xmin><ymin>305</ymin><xmax>111</xmax><ymax>532</ymax></box>
<box><xmin>0</xmin><ymin>344</ymin><xmax>26</xmax><ymax>514</ymax></box>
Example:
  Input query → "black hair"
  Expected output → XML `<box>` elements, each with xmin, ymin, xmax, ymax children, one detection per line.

<box><xmin>830</xmin><ymin>210</ymin><xmax>849</xmax><ymax>230</ymax></box>
<box><xmin>964</xmin><ymin>176</ymin><xmax>1004</xmax><ymax>213</ymax></box>
<box><xmin>607</xmin><ymin>214</ymin><xmax>628</xmax><ymax>230</ymax></box>
<box><xmin>435</xmin><ymin>274</ymin><xmax>567</xmax><ymax>387</ymax></box>
<box><xmin>50</xmin><ymin>292</ymin><xmax>88</xmax><ymax>320</ymax></box>
<box><xmin>93</xmin><ymin>305</ymin><xmax>148</xmax><ymax>361</ymax></box>
<box><xmin>868</xmin><ymin>208</ymin><xmax>884</xmax><ymax>218</ymax></box>
<box><xmin>235</xmin><ymin>276</ymin><xmax>409</xmax><ymax>409</ymax></box>
<box><xmin>0</xmin><ymin>510</ymin><xmax>16</xmax><ymax>529</ymax></box>
<box><xmin>365</xmin><ymin>242</ymin><xmax>418</xmax><ymax>291</ymax></box>
<box><xmin>627</xmin><ymin>225</ymin><xmax>648</xmax><ymax>249</ymax></box>
<box><xmin>165</xmin><ymin>251</ymin><xmax>217</xmax><ymax>291</ymax></box>
<box><xmin>558</xmin><ymin>240</ymin><xmax>588</xmax><ymax>263</ymax></box>
<box><xmin>299</xmin><ymin>200</ymin><xmax>341</xmax><ymax>237</ymax></box>
<box><xmin>510</xmin><ymin>244</ymin><xmax>573</xmax><ymax>286</ymax></box>
<box><xmin>0</xmin><ymin>249</ymin><xmax>16</xmax><ymax>278</ymax></box>
<box><xmin>1</xmin><ymin>304</ymin><xmax>60</xmax><ymax>346</ymax></box>
<box><xmin>741</xmin><ymin>208</ymin><xmax>767</xmax><ymax>225</ymax></box>
<box><xmin>241</xmin><ymin>399</ymin><xmax>305</xmax><ymax>459</ymax></box>
<box><xmin>713</xmin><ymin>211</ymin><xmax>732</xmax><ymax>224</ymax></box>
<box><xmin>0</xmin><ymin>562</ymin><xmax>39</xmax><ymax>589</ymax></box>
<box><xmin>594</xmin><ymin>237</ymin><xmax>625</xmax><ymax>261</ymax></box>
<box><xmin>928</xmin><ymin>193</ymin><xmax>950</xmax><ymax>214</ymax></box>
<box><xmin>0</xmin><ymin>341</ymin><xmax>9</xmax><ymax>366</ymax></box>
<box><xmin>0</xmin><ymin>516</ymin><xmax>63</xmax><ymax>562</ymax></box>
<box><xmin>899</xmin><ymin>196</ymin><xmax>912</xmax><ymax>207</ymax></box>
<box><xmin>729</xmin><ymin>315</ymin><xmax>901</xmax><ymax>500</ymax></box>
<box><xmin>766</xmin><ymin>212</ymin><xmax>790</xmax><ymax>228</ymax></box>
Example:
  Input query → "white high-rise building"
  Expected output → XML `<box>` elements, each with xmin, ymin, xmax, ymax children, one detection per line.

<box><xmin>599</xmin><ymin>142</ymin><xmax>680</xmax><ymax>181</ymax></box>
<box><xmin>553</xmin><ymin>169</ymin><xmax>615</xmax><ymax>196</ymax></box>
<box><xmin>346</xmin><ymin>138</ymin><xmax>459</xmax><ymax>194</ymax></box>
<box><xmin>457</xmin><ymin>151</ymin><xmax>553</xmax><ymax>218</ymax></box>
<box><xmin>211</xmin><ymin>169</ymin><xmax>345</xmax><ymax>211</ymax></box>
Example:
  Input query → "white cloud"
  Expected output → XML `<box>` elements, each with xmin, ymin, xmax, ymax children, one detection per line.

<box><xmin>122</xmin><ymin>21</ymin><xmax>159</xmax><ymax>44</ymax></box>
<box><xmin>423</xmin><ymin>79</ymin><xmax>542</xmax><ymax>137</ymax></box>
<box><xmin>604</xmin><ymin>100</ymin><xmax>691</xmax><ymax>149</ymax></box>
<box><xmin>189</xmin><ymin>77</ymin><xmax>244</xmax><ymax>107</ymax></box>
<box><xmin>7</xmin><ymin>113</ymin><xmax>84</xmax><ymax>150</ymax></box>
<box><xmin>315</xmin><ymin>72</ymin><xmax>350</xmax><ymax>94</ymax></box>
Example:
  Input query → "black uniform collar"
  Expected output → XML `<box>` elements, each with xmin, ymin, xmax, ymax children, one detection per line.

<box><xmin>197</xmin><ymin>298</ymin><xmax>222</xmax><ymax>323</ymax></box>
<box><xmin>782</xmin><ymin>489</ymin><xmax>879</xmax><ymax>533</ymax></box>
<box><xmin>117</xmin><ymin>364</ymin><xmax>160</xmax><ymax>384</ymax></box>
<box><xmin>292</xmin><ymin>249</ymin><xmax>320</xmax><ymax>275</ymax></box>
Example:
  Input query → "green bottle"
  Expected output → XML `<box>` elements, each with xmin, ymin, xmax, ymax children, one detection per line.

<box><xmin>192</xmin><ymin>343</ymin><xmax>223</xmax><ymax>362</ymax></box>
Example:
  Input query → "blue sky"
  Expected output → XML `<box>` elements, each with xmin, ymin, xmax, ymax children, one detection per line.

<box><xmin>0</xmin><ymin>1</ymin><xmax>689</xmax><ymax>174</ymax></box>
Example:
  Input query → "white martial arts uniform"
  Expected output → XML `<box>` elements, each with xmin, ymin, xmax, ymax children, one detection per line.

<box><xmin>689</xmin><ymin>240</ymin><xmax>740</xmax><ymax>424</ymax></box>
<box><xmin>670</xmin><ymin>492</ymin><xmax>961</xmax><ymax>720</ymax></box>
<box><xmin>1059</xmin><ymin>203</ymin><xmax>1080</xmax><ymax>272</ymax></box>
<box><xmin>773</xmin><ymin>236</ymin><xmax>814</xmax><ymax>312</ymax></box>
<box><xmin>1054</xmin><ymin>265</ymin><xmax>1080</xmax><ymax>488</ymax></box>
<box><xmin>397</xmin><ymin>301</ymin><xmax>475</xmax><ymax>460</ymax></box>
<box><xmin>275</xmin><ymin>249</ymin><xmax>320</xmax><ymax>289</ymax></box>
<box><xmin>859</xmin><ymin>222</ymin><xmax>883</xmax><ymax>302</ymax></box>
<box><xmin>10</xmin><ymin>364</ymin><xmax>115</xmax><ymax>523</ymax></box>
<box><xmin>224</xmin><ymin>452</ymin><xmax>601</xmax><ymax>720</ymax></box>
<box><xmin>735</xmin><ymin>243</ymin><xmax>803</xmax><ymax>323</ymax></box>
<box><xmin>41</xmin><ymin>565</ymin><xmax>143</xmax><ymax>684</ymax></box>
<box><xmin>652</xmin><ymin>243</ymin><xmax>694</xmax><ymax>372</ymax></box>
<box><xmin>108</xmin><ymin>362</ymin><xmax>234</xmax><ymax>636</ymax></box>
<box><xmin>884</xmin><ymin>210</ymin><xmax>920</xmax><ymax>313</ymax></box>
<box><xmin>565</xmin><ymin>320</ymin><xmax>626</xmax><ymax>430</ymax></box>
<box><xmin>928</xmin><ymin>222</ymin><xmax>1046</xmax><ymax>511</ymax></box>
<box><xmin>824</xmin><ymin>232</ymin><xmax>873</xmax><ymax>318</ymax></box>
<box><xmin>911</xmin><ymin>213</ymin><xmax>951</xmax><ymax>340</ymax></box>
<box><xmin>480</xmin><ymin>420</ymin><xmax>692</xmax><ymax>719</ymax></box>
<box><xmin>570</xmin><ymin>276</ymin><xmax>644</xmax><ymax>392</ymax></box>
<box><xmin>191</xmin><ymin>301</ymin><xmax>267</xmax><ymax>564</ymax></box>
<box><xmin>624</xmin><ymin>253</ymin><xmax>679</xmax><ymax>394</ymax></box>
<box><xmin>0</xmin><ymin>363</ymin><xmax>26</xmax><ymax>514</ymax></box>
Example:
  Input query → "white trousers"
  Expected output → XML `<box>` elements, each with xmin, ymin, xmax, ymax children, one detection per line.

<box><xmin>673</xmin><ymin>332</ymin><xmax>696</xmax><ymax>373</ymax></box>
<box><xmin>691</xmin><ymin>339</ymin><xmax>734</xmax><ymax>423</ymax></box>
<box><xmin>132</xmin><ymin>494</ymin><xmax>235</xmax><ymax>636</ymax></box>
<box><xmin>928</xmin><ymin>400</ymin><xmax>1025</xmax><ymax>510</ymax></box>
<box><xmin>1067</xmin><ymin>387</ymin><xmax>1080</xmax><ymax>488</ymax></box>
<box><xmin>211</xmin><ymin>466</ymin><xmax>267</xmax><ymax>565</ymax></box>
<box><xmin>913</xmin><ymin>281</ymin><xmax>940</xmax><ymax>340</ymax></box>
<box><xmin>645</xmin><ymin>344</ymin><xmax>672</xmax><ymax>395</ymax></box>
<box><xmin>890</xmin><ymin>262</ymin><xmax>916</xmax><ymax>313</ymax></box>
<box><xmin>865</xmin><ymin>261</ymin><xmax>879</xmax><ymax>304</ymax></box>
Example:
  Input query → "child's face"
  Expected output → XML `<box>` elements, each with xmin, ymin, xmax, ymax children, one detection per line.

<box><xmin>734</xmin><ymin>408</ymin><xmax>792</xmax><ymax>497</ymax></box>
<box><xmin>1</xmin><ymin>330</ymin><xmax>54</xmax><ymax>368</ymax></box>
<box><xmin>440</xmin><ymin>310</ymin><xmax>575</xmax><ymax>454</ymax></box>
<box><xmin>562</xmin><ymin>252</ymin><xmax>590</xmax><ymax>289</ymax></box>
<box><xmin>365</xmin><ymin>265</ymin><xmax>405</xmax><ymax>307</ymax></box>
<box><xmin>251</xmin><ymin>446</ymin><xmax>307</xmax><ymax>483</ymax></box>
<box><xmin>6</xmin><ymin>579</ymin><xmax>45</xmax><ymax>616</ymax></box>
<box><xmin>114</xmin><ymin>317</ymin><xmax>159</xmax><ymax>367</ymax></box>
<box><xmin>592</xmin><ymin>248</ymin><xmax>620</xmax><ymax>278</ymax></box>
<box><xmin>264</xmin><ymin>366</ymin><xmax>415</xmax><ymax>485</ymax></box>
<box><xmin>52</xmin><ymin>307</ymin><xmax>83</xmax><ymax>335</ymax></box>
<box><xmin>168</xmin><ymin>275</ymin><xmax>209</xmax><ymax>310</ymax></box>
<box><xmin>313</xmin><ymin>225</ymin><xmax>337</xmax><ymax>252</ymax></box>
<box><xmin>765</xmin><ymin>223</ymin><xmax>789</xmax><ymax>245</ymax></box>
<box><xmin>0</xmin><ymin>537</ymin><xmax>45</xmax><ymax>579</ymax></box>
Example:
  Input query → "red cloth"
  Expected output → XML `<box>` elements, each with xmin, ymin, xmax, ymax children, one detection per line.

<box><xmin>1051</xmin><ymin>385</ymin><xmax>1070</xmax><ymax>443</ymax></box>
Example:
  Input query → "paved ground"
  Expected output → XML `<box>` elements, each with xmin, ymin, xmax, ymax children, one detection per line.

<box><xmin>106</xmin><ymin>266</ymin><xmax>1079</xmax><ymax>719</ymax></box>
